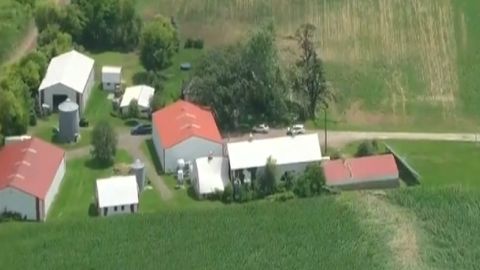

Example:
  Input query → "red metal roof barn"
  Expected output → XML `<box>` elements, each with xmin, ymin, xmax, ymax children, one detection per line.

<box><xmin>0</xmin><ymin>138</ymin><xmax>65</xmax><ymax>221</ymax></box>
<box><xmin>152</xmin><ymin>100</ymin><xmax>222</xmax><ymax>172</ymax></box>
<box><xmin>323</xmin><ymin>154</ymin><xmax>400</xmax><ymax>190</ymax></box>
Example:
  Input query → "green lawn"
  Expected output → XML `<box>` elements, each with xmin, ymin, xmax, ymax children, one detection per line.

<box><xmin>48</xmin><ymin>149</ymin><xmax>133</xmax><ymax>221</ymax></box>
<box><xmin>385</xmin><ymin>140</ymin><xmax>480</xmax><ymax>188</ymax></box>
<box><xmin>0</xmin><ymin>196</ymin><xmax>388</xmax><ymax>270</ymax></box>
<box><xmin>29</xmin><ymin>115</ymin><xmax>92</xmax><ymax>150</ymax></box>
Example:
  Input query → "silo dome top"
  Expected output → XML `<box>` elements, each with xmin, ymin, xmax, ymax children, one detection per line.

<box><xmin>58</xmin><ymin>99</ymin><xmax>79</xmax><ymax>112</ymax></box>
<box><xmin>131</xmin><ymin>158</ymin><xmax>144</xmax><ymax>169</ymax></box>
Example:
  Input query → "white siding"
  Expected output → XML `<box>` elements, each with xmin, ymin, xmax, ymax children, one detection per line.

<box><xmin>99</xmin><ymin>204</ymin><xmax>138</xmax><ymax>217</ymax></box>
<box><xmin>43</xmin><ymin>83</ymin><xmax>77</xmax><ymax>111</ymax></box>
<box><xmin>81</xmin><ymin>67</ymin><xmax>95</xmax><ymax>112</ymax></box>
<box><xmin>0</xmin><ymin>187</ymin><xmax>37</xmax><ymax>220</ymax></box>
<box><xmin>164</xmin><ymin>137</ymin><xmax>223</xmax><ymax>173</ymax></box>
<box><xmin>152</xmin><ymin>122</ymin><xmax>166</xmax><ymax>172</ymax></box>
<box><xmin>242</xmin><ymin>161</ymin><xmax>315</xmax><ymax>180</ymax></box>
<box><xmin>43</xmin><ymin>157</ymin><xmax>66</xmax><ymax>220</ymax></box>
<box><xmin>102</xmin><ymin>71</ymin><xmax>121</xmax><ymax>91</ymax></box>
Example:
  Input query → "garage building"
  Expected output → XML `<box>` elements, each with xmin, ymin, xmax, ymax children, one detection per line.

<box><xmin>323</xmin><ymin>154</ymin><xmax>400</xmax><ymax>190</ymax></box>
<box><xmin>39</xmin><ymin>50</ymin><xmax>95</xmax><ymax>114</ymax></box>
<box><xmin>101</xmin><ymin>66</ymin><xmax>122</xmax><ymax>91</ymax></box>
<box><xmin>0</xmin><ymin>138</ymin><xmax>66</xmax><ymax>221</ymax></box>
<box><xmin>95</xmin><ymin>176</ymin><xmax>139</xmax><ymax>217</ymax></box>
<box><xmin>152</xmin><ymin>100</ymin><xmax>223</xmax><ymax>173</ymax></box>
<box><xmin>120</xmin><ymin>85</ymin><xmax>154</xmax><ymax>117</ymax></box>
<box><xmin>227</xmin><ymin>134</ymin><xmax>324</xmax><ymax>183</ymax></box>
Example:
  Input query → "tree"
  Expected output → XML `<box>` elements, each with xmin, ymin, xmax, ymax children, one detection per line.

<box><xmin>222</xmin><ymin>183</ymin><xmax>233</xmax><ymax>204</ymax></box>
<box><xmin>151</xmin><ymin>92</ymin><xmax>166</xmax><ymax>111</ymax></box>
<box><xmin>140</xmin><ymin>15</ymin><xmax>178</xmax><ymax>71</ymax></box>
<box><xmin>258</xmin><ymin>156</ymin><xmax>278</xmax><ymax>197</ymax></box>
<box><xmin>294</xmin><ymin>164</ymin><xmax>325</xmax><ymax>197</ymax></box>
<box><xmin>34</xmin><ymin>2</ymin><xmax>64</xmax><ymax>32</ymax></box>
<box><xmin>128</xmin><ymin>99</ymin><xmax>139</xmax><ymax>118</ymax></box>
<box><xmin>292</xmin><ymin>24</ymin><xmax>331</xmax><ymax>119</ymax></box>
<box><xmin>0</xmin><ymin>76</ymin><xmax>30</xmax><ymax>136</ymax></box>
<box><xmin>190</xmin><ymin>23</ymin><xmax>289</xmax><ymax>131</ymax></box>
<box><xmin>38</xmin><ymin>25</ymin><xmax>73</xmax><ymax>59</ymax></box>
<box><xmin>90</xmin><ymin>120</ymin><xmax>118</xmax><ymax>164</ymax></box>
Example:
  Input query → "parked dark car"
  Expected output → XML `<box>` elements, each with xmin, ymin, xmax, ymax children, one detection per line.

<box><xmin>131</xmin><ymin>124</ymin><xmax>152</xmax><ymax>135</ymax></box>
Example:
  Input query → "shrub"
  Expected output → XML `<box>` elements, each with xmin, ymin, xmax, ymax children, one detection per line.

<box><xmin>90</xmin><ymin>120</ymin><xmax>118</xmax><ymax>164</ymax></box>
<box><xmin>184</xmin><ymin>38</ymin><xmax>194</xmax><ymax>49</ymax></box>
<box><xmin>0</xmin><ymin>211</ymin><xmax>23</xmax><ymax>223</ymax></box>
<box><xmin>266</xmin><ymin>191</ymin><xmax>296</xmax><ymax>202</ymax></box>
<box><xmin>128</xmin><ymin>99</ymin><xmax>139</xmax><ymax>118</ymax></box>
<box><xmin>193</xmin><ymin>38</ymin><xmax>204</xmax><ymax>49</ymax></box>
<box><xmin>356</xmin><ymin>139</ymin><xmax>381</xmax><ymax>157</ymax></box>
<box><xmin>222</xmin><ymin>183</ymin><xmax>233</xmax><ymax>204</ymax></box>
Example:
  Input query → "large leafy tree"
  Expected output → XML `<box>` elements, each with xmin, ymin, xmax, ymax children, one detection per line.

<box><xmin>38</xmin><ymin>25</ymin><xmax>73</xmax><ymax>59</ymax></box>
<box><xmin>189</xmin><ymin>23</ymin><xmax>288</xmax><ymax>131</ymax></box>
<box><xmin>0</xmin><ymin>73</ymin><xmax>30</xmax><ymax>136</ymax></box>
<box><xmin>140</xmin><ymin>15</ymin><xmax>179</xmax><ymax>71</ymax></box>
<box><xmin>292</xmin><ymin>23</ymin><xmax>331</xmax><ymax>119</ymax></box>
<box><xmin>258</xmin><ymin>156</ymin><xmax>278</xmax><ymax>197</ymax></box>
<box><xmin>90</xmin><ymin>120</ymin><xmax>118</xmax><ymax>164</ymax></box>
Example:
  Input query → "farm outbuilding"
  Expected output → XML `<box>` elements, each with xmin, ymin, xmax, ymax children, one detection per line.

<box><xmin>119</xmin><ymin>85</ymin><xmax>155</xmax><ymax>117</ymax></box>
<box><xmin>152</xmin><ymin>100</ymin><xmax>223</xmax><ymax>173</ymax></box>
<box><xmin>95</xmin><ymin>176</ymin><xmax>139</xmax><ymax>217</ymax></box>
<box><xmin>38</xmin><ymin>50</ymin><xmax>95</xmax><ymax>114</ymax></box>
<box><xmin>101</xmin><ymin>66</ymin><xmax>122</xmax><ymax>91</ymax></box>
<box><xmin>193</xmin><ymin>156</ymin><xmax>229</xmax><ymax>198</ymax></box>
<box><xmin>0</xmin><ymin>138</ymin><xmax>65</xmax><ymax>221</ymax></box>
<box><xmin>227</xmin><ymin>134</ymin><xmax>325</xmax><ymax>183</ymax></box>
<box><xmin>323</xmin><ymin>154</ymin><xmax>400</xmax><ymax>190</ymax></box>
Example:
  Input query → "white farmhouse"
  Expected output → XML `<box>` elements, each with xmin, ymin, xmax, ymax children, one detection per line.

<box><xmin>120</xmin><ymin>85</ymin><xmax>154</xmax><ymax>116</ymax></box>
<box><xmin>227</xmin><ymin>134</ymin><xmax>325</xmax><ymax>183</ymax></box>
<box><xmin>101</xmin><ymin>66</ymin><xmax>122</xmax><ymax>91</ymax></box>
<box><xmin>95</xmin><ymin>176</ymin><xmax>139</xmax><ymax>217</ymax></box>
<box><xmin>39</xmin><ymin>50</ymin><xmax>95</xmax><ymax>114</ymax></box>
<box><xmin>0</xmin><ymin>138</ymin><xmax>66</xmax><ymax>221</ymax></box>
<box><xmin>193</xmin><ymin>156</ymin><xmax>230</xmax><ymax>198</ymax></box>
<box><xmin>152</xmin><ymin>100</ymin><xmax>223</xmax><ymax>173</ymax></box>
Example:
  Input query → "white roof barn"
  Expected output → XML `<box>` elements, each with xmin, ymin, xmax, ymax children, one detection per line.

<box><xmin>227</xmin><ymin>134</ymin><xmax>324</xmax><ymax>170</ymax></box>
<box><xmin>38</xmin><ymin>50</ymin><xmax>95</xmax><ymax>113</ymax></box>
<box><xmin>120</xmin><ymin>85</ymin><xmax>155</xmax><ymax>110</ymax></box>
<box><xmin>95</xmin><ymin>176</ymin><xmax>139</xmax><ymax>216</ymax></box>
<box><xmin>39</xmin><ymin>50</ymin><xmax>94</xmax><ymax>94</ymax></box>
<box><xmin>193</xmin><ymin>156</ymin><xmax>229</xmax><ymax>197</ymax></box>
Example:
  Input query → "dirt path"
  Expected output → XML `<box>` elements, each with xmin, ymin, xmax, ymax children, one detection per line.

<box><xmin>226</xmin><ymin>129</ymin><xmax>480</xmax><ymax>149</ymax></box>
<box><xmin>340</xmin><ymin>191</ymin><xmax>427</xmax><ymax>270</ymax></box>
<box><xmin>65</xmin><ymin>132</ymin><xmax>173</xmax><ymax>201</ymax></box>
<box><xmin>4</xmin><ymin>0</ymin><xmax>69</xmax><ymax>65</ymax></box>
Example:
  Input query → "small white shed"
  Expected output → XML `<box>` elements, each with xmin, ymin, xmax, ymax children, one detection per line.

<box><xmin>95</xmin><ymin>176</ymin><xmax>139</xmax><ymax>217</ymax></box>
<box><xmin>101</xmin><ymin>66</ymin><xmax>122</xmax><ymax>91</ymax></box>
<box><xmin>193</xmin><ymin>156</ymin><xmax>229</xmax><ymax>198</ymax></box>
<box><xmin>120</xmin><ymin>85</ymin><xmax>155</xmax><ymax>116</ymax></box>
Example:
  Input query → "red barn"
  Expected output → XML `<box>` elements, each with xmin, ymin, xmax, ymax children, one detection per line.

<box><xmin>323</xmin><ymin>154</ymin><xmax>400</xmax><ymax>190</ymax></box>
<box><xmin>0</xmin><ymin>138</ymin><xmax>65</xmax><ymax>221</ymax></box>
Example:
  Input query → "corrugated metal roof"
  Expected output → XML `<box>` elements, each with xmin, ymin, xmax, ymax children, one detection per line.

<box><xmin>195</xmin><ymin>156</ymin><xmax>229</xmax><ymax>195</ymax></box>
<box><xmin>96</xmin><ymin>176</ymin><xmax>138</xmax><ymax>208</ymax></box>
<box><xmin>0</xmin><ymin>138</ymin><xmax>65</xmax><ymax>199</ymax></box>
<box><xmin>120</xmin><ymin>85</ymin><xmax>154</xmax><ymax>109</ymax></box>
<box><xmin>323</xmin><ymin>154</ymin><xmax>399</xmax><ymax>184</ymax></box>
<box><xmin>227</xmin><ymin>134</ymin><xmax>323</xmax><ymax>170</ymax></box>
<box><xmin>152</xmin><ymin>100</ymin><xmax>222</xmax><ymax>148</ymax></box>
<box><xmin>39</xmin><ymin>50</ymin><xmax>94</xmax><ymax>93</ymax></box>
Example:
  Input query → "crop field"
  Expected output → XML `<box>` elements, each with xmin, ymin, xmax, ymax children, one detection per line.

<box><xmin>136</xmin><ymin>0</ymin><xmax>480</xmax><ymax>131</ymax></box>
<box><xmin>388</xmin><ymin>188</ymin><xmax>480</xmax><ymax>270</ymax></box>
<box><xmin>0</xmin><ymin>197</ymin><xmax>389</xmax><ymax>270</ymax></box>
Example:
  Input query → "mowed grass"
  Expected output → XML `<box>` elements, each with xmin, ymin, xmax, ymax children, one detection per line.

<box><xmin>136</xmin><ymin>0</ymin><xmax>480</xmax><ymax>132</ymax></box>
<box><xmin>47</xmin><ymin>149</ymin><xmax>133</xmax><ymax>221</ymax></box>
<box><xmin>388</xmin><ymin>187</ymin><xmax>480</xmax><ymax>270</ymax></box>
<box><xmin>385</xmin><ymin>140</ymin><xmax>480</xmax><ymax>188</ymax></box>
<box><xmin>0</xmin><ymin>197</ymin><xmax>388</xmax><ymax>270</ymax></box>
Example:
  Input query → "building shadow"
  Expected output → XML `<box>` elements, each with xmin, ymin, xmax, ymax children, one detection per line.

<box><xmin>84</xmin><ymin>158</ymin><xmax>113</xmax><ymax>170</ymax></box>
<box><xmin>145</xmin><ymin>139</ymin><xmax>164</xmax><ymax>174</ymax></box>
<box><xmin>88</xmin><ymin>203</ymin><xmax>98</xmax><ymax>217</ymax></box>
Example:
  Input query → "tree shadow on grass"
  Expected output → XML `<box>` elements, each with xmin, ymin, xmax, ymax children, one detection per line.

<box><xmin>84</xmin><ymin>158</ymin><xmax>113</xmax><ymax>170</ymax></box>
<box><xmin>88</xmin><ymin>203</ymin><xmax>98</xmax><ymax>217</ymax></box>
<box><xmin>145</xmin><ymin>139</ymin><xmax>164</xmax><ymax>174</ymax></box>
<box><xmin>124</xmin><ymin>119</ymin><xmax>140</xmax><ymax>127</ymax></box>
<box><xmin>186</xmin><ymin>185</ymin><xmax>200</xmax><ymax>201</ymax></box>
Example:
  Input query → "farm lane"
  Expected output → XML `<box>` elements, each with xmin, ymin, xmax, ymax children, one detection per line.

<box><xmin>65</xmin><ymin>132</ymin><xmax>173</xmax><ymax>201</ymax></box>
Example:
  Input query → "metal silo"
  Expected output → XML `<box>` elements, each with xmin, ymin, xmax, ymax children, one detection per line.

<box><xmin>58</xmin><ymin>99</ymin><xmax>80</xmax><ymax>143</ymax></box>
<box><xmin>131</xmin><ymin>159</ymin><xmax>146</xmax><ymax>191</ymax></box>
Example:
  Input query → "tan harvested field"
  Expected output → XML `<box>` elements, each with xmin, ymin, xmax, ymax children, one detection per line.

<box><xmin>137</xmin><ymin>0</ymin><xmax>480</xmax><ymax>131</ymax></box>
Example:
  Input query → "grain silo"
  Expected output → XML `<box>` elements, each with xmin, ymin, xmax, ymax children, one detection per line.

<box><xmin>58</xmin><ymin>99</ymin><xmax>80</xmax><ymax>143</ymax></box>
<box><xmin>131</xmin><ymin>159</ymin><xmax>146</xmax><ymax>191</ymax></box>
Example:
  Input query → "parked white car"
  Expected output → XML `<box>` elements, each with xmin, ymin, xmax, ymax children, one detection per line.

<box><xmin>287</xmin><ymin>124</ymin><xmax>306</xmax><ymax>135</ymax></box>
<box><xmin>252</xmin><ymin>124</ymin><xmax>270</xmax><ymax>134</ymax></box>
